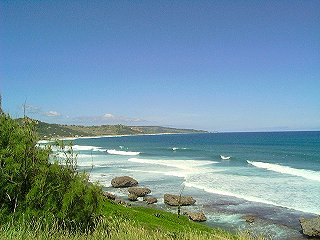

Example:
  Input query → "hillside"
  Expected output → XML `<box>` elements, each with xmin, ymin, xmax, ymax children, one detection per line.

<box><xmin>34</xmin><ymin>120</ymin><xmax>207</xmax><ymax>139</ymax></box>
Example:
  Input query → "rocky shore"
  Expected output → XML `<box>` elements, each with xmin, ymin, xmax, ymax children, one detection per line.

<box><xmin>106</xmin><ymin>176</ymin><xmax>207</xmax><ymax>223</ymax></box>
<box><xmin>107</xmin><ymin>176</ymin><xmax>320</xmax><ymax>238</ymax></box>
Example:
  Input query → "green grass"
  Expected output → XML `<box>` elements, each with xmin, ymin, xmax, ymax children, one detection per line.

<box><xmin>0</xmin><ymin>200</ymin><xmax>264</xmax><ymax>240</ymax></box>
<box><xmin>103</xmin><ymin>200</ymin><xmax>218</xmax><ymax>233</ymax></box>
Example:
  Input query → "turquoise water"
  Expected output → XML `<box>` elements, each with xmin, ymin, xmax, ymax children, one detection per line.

<box><xmin>63</xmin><ymin>132</ymin><xmax>319</xmax><ymax>239</ymax></box>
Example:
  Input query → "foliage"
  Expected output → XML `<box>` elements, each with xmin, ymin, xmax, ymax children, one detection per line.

<box><xmin>0</xmin><ymin>114</ymin><xmax>103</xmax><ymax>230</ymax></box>
<box><xmin>0</xmin><ymin>204</ymin><xmax>264</xmax><ymax>240</ymax></box>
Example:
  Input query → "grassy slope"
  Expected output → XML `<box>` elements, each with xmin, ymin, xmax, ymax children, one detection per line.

<box><xmin>0</xmin><ymin>200</ymin><xmax>256</xmax><ymax>240</ymax></box>
<box><xmin>103</xmin><ymin>200</ymin><xmax>231</xmax><ymax>235</ymax></box>
<box><xmin>35</xmin><ymin>120</ymin><xmax>207</xmax><ymax>139</ymax></box>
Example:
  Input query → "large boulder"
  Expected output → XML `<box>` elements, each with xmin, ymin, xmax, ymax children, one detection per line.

<box><xmin>187</xmin><ymin>212</ymin><xmax>207</xmax><ymax>222</ymax></box>
<box><xmin>111</xmin><ymin>176</ymin><xmax>138</xmax><ymax>188</ymax></box>
<box><xmin>164</xmin><ymin>194</ymin><xmax>196</xmax><ymax>206</ymax></box>
<box><xmin>128</xmin><ymin>187</ymin><xmax>151</xmax><ymax>197</ymax></box>
<box><xmin>299</xmin><ymin>216</ymin><xmax>320</xmax><ymax>237</ymax></box>
<box><xmin>143</xmin><ymin>196</ymin><xmax>157</xmax><ymax>204</ymax></box>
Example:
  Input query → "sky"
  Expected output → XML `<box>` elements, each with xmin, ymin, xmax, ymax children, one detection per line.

<box><xmin>1</xmin><ymin>1</ymin><xmax>319</xmax><ymax>131</ymax></box>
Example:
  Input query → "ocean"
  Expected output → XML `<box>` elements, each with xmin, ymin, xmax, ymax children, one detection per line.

<box><xmin>55</xmin><ymin>132</ymin><xmax>320</xmax><ymax>239</ymax></box>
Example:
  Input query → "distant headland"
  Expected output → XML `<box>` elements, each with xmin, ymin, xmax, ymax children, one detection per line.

<box><xmin>24</xmin><ymin>118</ymin><xmax>207</xmax><ymax>139</ymax></box>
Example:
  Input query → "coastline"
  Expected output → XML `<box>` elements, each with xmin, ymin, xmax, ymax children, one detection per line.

<box><xmin>103</xmin><ymin>177</ymin><xmax>313</xmax><ymax>240</ymax></box>
<box><xmin>38</xmin><ymin>131</ymin><xmax>204</xmax><ymax>143</ymax></box>
<box><xmin>41</xmin><ymin>131</ymin><xmax>320</xmax><ymax>239</ymax></box>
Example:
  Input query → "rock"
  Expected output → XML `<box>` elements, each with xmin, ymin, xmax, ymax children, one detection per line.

<box><xmin>299</xmin><ymin>216</ymin><xmax>320</xmax><ymax>237</ymax></box>
<box><xmin>244</xmin><ymin>215</ymin><xmax>255</xmax><ymax>223</ymax></box>
<box><xmin>128</xmin><ymin>193</ymin><xmax>138</xmax><ymax>201</ymax></box>
<box><xmin>128</xmin><ymin>187</ymin><xmax>151</xmax><ymax>197</ymax></box>
<box><xmin>143</xmin><ymin>197</ymin><xmax>157</xmax><ymax>204</ymax></box>
<box><xmin>187</xmin><ymin>212</ymin><xmax>207</xmax><ymax>222</ymax></box>
<box><xmin>164</xmin><ymin>194</ymin><xmax>196</xmax><ymax>206</ymax></box>
<box><xmin>111</xmin><ymin>176</ymin><xmax>138</xmax><ymax>188</ymax></box>
<box><xmin>103</xmin><ymin>192</ymin><xmax>116</xmax><ymax>200</ymax></box>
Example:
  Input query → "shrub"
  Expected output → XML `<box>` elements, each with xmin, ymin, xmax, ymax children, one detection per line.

<box><xmin>0</xmin><ymin>114</ymin><xmax>103</xmax><ymax>230</ymax></box>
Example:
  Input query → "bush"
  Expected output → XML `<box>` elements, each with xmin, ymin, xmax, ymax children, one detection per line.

<box><xmin>0</xmin><ymin>114</ymin><xmax>103</xmax><ymax>230</ymax></box>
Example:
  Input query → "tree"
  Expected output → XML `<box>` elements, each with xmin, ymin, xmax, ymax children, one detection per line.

<box><xmin>0</xmin><ymin>114</ymin><xmax>104</xmax><ymax>230</ymax></box>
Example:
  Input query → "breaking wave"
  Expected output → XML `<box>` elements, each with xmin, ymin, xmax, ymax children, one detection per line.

<box><xmin>128</xmin><ymin>158</ymin><xmax>216</xmax><ymax>170</ymax></box>
<box><xmin>107</xmin><ymin>149</ymin><xmax>140</xmax><ymax>156</ymax></box>
<box><xmin>220</xmin><ymin>155</ymin><xmax>231</xmax><ymax>160</ymax></box>
<box><xmin>73</xmin><ymin>145</ymin><xmax>106</xmax><ymax>152</ymax></box>
<box><xmin>247</xmin><ymin>161</ymin><xmax>320</xmax><ymax>182</ymax></box>
<box><xmin>184</xmin><ymin>182</ymin><xmax>319</xmax><ymax>214</ymax></box>
<box><xmin>172</xmin><ymin>147</ymin><xmax>188</xmax><ymax>151</ymax></box>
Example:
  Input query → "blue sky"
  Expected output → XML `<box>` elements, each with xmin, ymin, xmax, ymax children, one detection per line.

<box><xmin>1</xmin><ymin>1</ymin><xmax>319</xmax><ymax>131</ymax></box>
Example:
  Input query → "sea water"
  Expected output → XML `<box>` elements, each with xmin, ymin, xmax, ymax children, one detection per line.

<box><xmin>52</xmin><ymin>132</ymin><xmax>320</xmax><ymax>239</ymax></box>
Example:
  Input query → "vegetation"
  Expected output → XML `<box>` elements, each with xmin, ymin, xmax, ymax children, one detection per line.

<box><xmin>0</xmin><ymin>200</ymin><xmax>260</xmax><ymax>240</ymax></box>
<box><xmin>33</xmin><ymin>119</ymin><xmax>207</xmax><ymax>139</ymax></box>
<box><xmin>0</xmin><ymin>113</ymin><xmax>259</xmax><ymax>240</ymax></box>
<box><xmin>0</xmin><ymin>114</ymin><xmax>103</xmax><ymax>230</ymax></box>
<box><xmin>0</xmin><ymin>214</ymin><xmax>259</xmax><ymax>240</ymax></box>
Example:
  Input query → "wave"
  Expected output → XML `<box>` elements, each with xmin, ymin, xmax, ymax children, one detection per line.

<box><xmin>220</xmin><ymin>155</ymin><xmax>231</xmax><ymax>160</ymax></box>
<box><xmin>128</xmin><ymin>158</ymin><xmax>217</xmax><ymax>170</ymax></box>
<box><xmin>247</xmin><ymin>161</ymin><xmax>320</xmax><ymax>182</ymax></box>
<box><xmin>48</xmin><ymin>144</ymin><xmax>107</xmax><ymax>153</ymax></box>
<box><xmin>107</xmin><ymin>149</ymin><xmax>140</xmax><ymax>156</ymax></box>
<box><xmin>73</xmin><ymin>145</ymin><xmax>107</xmax><ymax>152</ymax></box>
<box><xmin>172</xmin><ymin>147</ymin><xmax>188</xmax><ymax>151</ymax></box>
<box><xmin>77</xmin><ymin>162</ymin><xmax>104</xmax><ymax>167</ymax></box>
<box><xmin>184</xmin><ymin>182</ymin><xmax>319</xmax><ymax>215</ymax></box>
<box><xmin>122</xmin><ymin>168</ymin><xmax>187</xmax><ymax>178</ymax></box>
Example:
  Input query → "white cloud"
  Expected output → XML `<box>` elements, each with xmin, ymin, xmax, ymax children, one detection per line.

<box><xmin>103</xmin><ymin>113</ymin><xmax>115</xmax><ymax>119</ymax></box>
<box><xmin>44</xmin><ymin>111</ymin><xmax>61</xmax><ymax>117</ymax></box>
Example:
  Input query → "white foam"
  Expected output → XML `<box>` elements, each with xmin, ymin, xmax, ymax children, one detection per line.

<box><xmin>77</xmin><ymin>162</ymin><xmax>104</xmax><ymax>167</ymax></box>
<box><xmin>185</xmin><ymin>182</ymin><xmax>319</xmax><ymax>215</ymax></box>
<box><xmin>122</xmin><ymin>168</ymin><xmax>186</xmax><ymax>178</ymax></box>
<box><xmin>128</xmin><ymin>158</ymin><xmax>217</xmax><ymax>171</ymax></box>
<box><xmin>76</xmin><ymin>154</ymin><xmax>98</xmax><ymax>159</ymax></box>
<box><xmin>73</xmin><ymin>145</ymin><xmax>107</xmax><ymax>152</ymax></box>
<box><xmin>172</xmin><ymin>147</ymin><xmax>188</xmax><ymax>151</ymax></box>
<box><xmin>107</xmin><ymin>149</ymin><xmax>140</xmax><ymax>156</ymax></box>
<box><xmin>185</xmin><ymin>182</ymin><xmax>276</xmax><ymax>205</ymax></box>
<box><xmin>247</xmin><ymin>161</ymin><xmax>320</xmax><ymax>182</ymax></box>
<box><xmin>220</xmin><ymin>155</ymin><xmax>231</xmax><ymax>160</ymax></box>
<box><xmin>49</xmin><ymin>144</ymin><xmax>106</xmax><ymax>152</ymax></box>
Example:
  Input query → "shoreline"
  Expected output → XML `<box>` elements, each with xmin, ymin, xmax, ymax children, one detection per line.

<box><xmin>37</xmin><ymin>132</ymin><xmax>204</xmax><ymax>143</ymax></box>
<box><xmin>103</xmin><ymin>181</ymin><xmax>311</xmax><ymax>240</ymax></box>
<box><xmin>42</xmin><ymin>132</ymin><xmax>319</xmax><ymax>239</ymax></box>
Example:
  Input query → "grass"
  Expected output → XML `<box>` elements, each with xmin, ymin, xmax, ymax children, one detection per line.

<box><xmin>0</xmin><ymin>200</ymin><xmax>264</xmax><ymax>240</ymax></box>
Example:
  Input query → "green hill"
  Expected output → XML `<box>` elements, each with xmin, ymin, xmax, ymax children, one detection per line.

<box><xmin>33</xmin><ymin>120</ymin><xmax>207</xmax><ymax>139</ymax></box>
